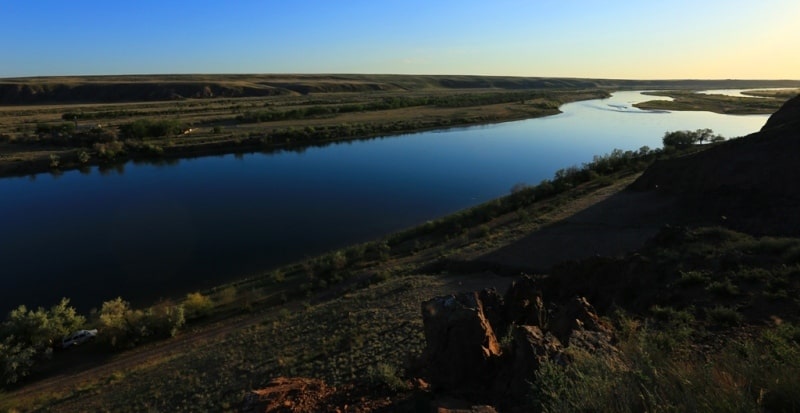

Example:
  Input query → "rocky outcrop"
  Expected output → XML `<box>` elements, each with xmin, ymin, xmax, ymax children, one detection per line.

<box><xmin>420</xmin><ymin>276</ymin><xmax>617</xmax><ymax>408</ymax></box>
<box><xmin>421</xmin><ymin>290</ymin><xmax>503</xmax><ymax>396</ymax></box>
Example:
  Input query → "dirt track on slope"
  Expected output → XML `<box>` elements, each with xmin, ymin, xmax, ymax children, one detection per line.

<box><xmin>477</xmin><ymin>188</ymin><xmax>679</xmax><ymax>272</ymax></box>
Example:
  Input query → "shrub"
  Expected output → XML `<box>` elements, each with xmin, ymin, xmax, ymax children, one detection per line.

<box><xmin>662</xmin><ymin>128</ymin><xmax>719</xmax><ymax>149</ymax></box>
<box><xmin>143</xmin><ymin>302</ymin><xmax>185</xmax><ymax>338</ymax></box>
<box><xmin>97</xmin><ymin>297</ymin><xmax>185</xmax><ymax>347</ymax></box>
<box><xmin>269</xmin><ymin>270</ymin><xmax>286</xmax><ymax>284</ymax></box>
<box><xmin>706</xmin><ymin>279</ymin><xmax>739</xmax><ymax>297</ymax></box>
<box><xmin>77</xmin><ymin>150</ymin><xmax>90</xmax><ymax>164</ymax></box>
<box><xmin>0</xmin><ymin>298</ymin><xmax>85</xmax><ymax>384</ymax></box>
<box><xmin>530</xmin><ymin>318</ymin><xmax>800</xmax><ymax>412</ymax></box>
<box><xmin>706</xmin><ymin>306</ymin><xmax>743</xmax><ymax>327</ymax></box>
<box><xmin>93</xmin><ymin>141</ymin><xmax>126</xmax><ymax>160</ymax></box>
<box><xmin>184</xmin><ymin>292</ymin><xmax>213</xmax><ymax>318</ymax></box>
<box><xmin>120</xmin><ymin>119</ymin><xmax>185</xmax><ymax>139</ymax></box>
<box><xmin>217</xmin><ymin>286</ymin><xmax>238</xmax><ymax>305</ymax></box>
<box><xmin>366</xmin><ymin>363</ymin><xmax>408</xmax><ymax>392</ymax></box>
<box><xmin>676</xmin><ymin>270</ymin><xmax>710</xmax><ymax>287</ymax></box>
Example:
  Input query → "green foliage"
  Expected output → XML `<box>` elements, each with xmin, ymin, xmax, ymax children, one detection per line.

<box><xmin>217</xmin><ymin>286</ymin><xmax>238</xmax><ymax>305</ymax></box>
<box><xmin>77</xmin><ymin>150</ymin><xmax>90</xmax><ymax>164</ymax></box>
<box><xmin>662</xmin><ymin>128</ymin><xmax>721</xmax><ymax>148</ymax></box>
<box><xmin>63</xmin><ymin>110</ymin><xmax>137</xmax><ymax>121</ymax></box>
<box><xmin>119</xmin><ymin>119</ymin><xmax>185</xmax><ymax>139</ymax></box>
<box><xmin>388</xmin><ymin>146</ymin><xmax>661</xmax><ymax>246</ymax></box>
<box><xmin>236</xmin><ymin>92</ymin><xmax>552</xmax><ymax>124</ymax></box>
<box><xmin>143</xmin><ymin>302</ymin><xmax>185</xmax><ymax>338</ymax></box>
<box><xmin>98</xmin><ymin>297</ymin><xmax>185</xmax><ymax>348</ymax></box>
<box><xmin>531</xmin><ymin>320</ymin><xmax>800</xmax><ymax>413</ymax></box>
<box><xmin>706</xmin><ymin>306</ymin><xmax>743</xmax><ymax>327</ymax></box>
<box><xmin>366</xmin><ymin>362</ymin><xmax>408</xmax><ymax>392</ymax></box>
<box><xmin>706</xmin><ymin>278</ymin><xmax>740</xmax><ymax>297</ymax></box>
<box><xmin>48</xmin><ymin>153</ymin><xmax>60</xmax><ymax>169</ymax></box>
<box><xmin>36</xmin><ymin>122</ymin><xmax>76</xmax><ymax>136</ymax></box>
<box><xmin>93</xmin><ymin>140</ymin><xmax>126</xmax><ymax>160</ymax></box>
<box><xmin>676</xmin><ymin>270</ymin><xmax>710</xmax><ymax>287</ymax></box>
<box><xmin>98</xmin><ymin>297</ymin><xmax>137</xmax><ymax>348</ymax></box>
<box><xmin>0</xmin><ymin>336</ymin><xmax>37</xmax><ymax>385</ymax></box>
<box><xmin>1</xmin><ymin>298</ymin><xmax>85</xmax><ymax>349</ymax></box>
<box><xmin>0</xmin><ymin>298</ymin><xmax>85</xmax><ymax>384</ymax></box>
<box><xmin>268</xmin><ymin>269</ymin><xmax>286</xmax><ymax>284</ymax></box>
<box><xmin>183</xmin><ymin>292</ymin><xmax>213</xmax><ymax>319</ymax></box>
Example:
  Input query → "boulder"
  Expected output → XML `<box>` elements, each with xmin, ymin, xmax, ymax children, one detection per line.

<box><xmin>421</xmin><ymin>290</ymin><xmax>503</xmax><ymax>395</ymax></box>
<box><xmin>420</xmin><ymin>279</ymin><xmax>618</xmax><ymax>409</ymax></box>
<box><xmin>549</xmin><ymin>296</ymin><xmax>612</xmax><ymax>343</ymax></box>
<box><xmin>495</xmin><ymin>325</ymin><xmax>564</xmax><ymax>399</ymax></box>
<box><xmin>503</xmin><ymin>275</ymin><xmax>547</xmax><ymax>330</ymax></box>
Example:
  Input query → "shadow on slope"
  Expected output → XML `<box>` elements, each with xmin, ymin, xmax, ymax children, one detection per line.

<box><xmin>478</xmin><ymin>93</ymin><xmax>800</xmax><ymax>273</ymax></box>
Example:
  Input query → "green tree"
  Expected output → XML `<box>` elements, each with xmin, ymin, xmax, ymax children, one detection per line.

<box><xmin>0</xmin><ymin>336</ymin><xmax>37</xmax><ymax>384</ymax></box>
<box><xmin>662</xmin><ymin>130</ymin><xmax>696</xmax><ymax>148</ymax></box>
<box><xmin>142</xmin><ymin>302</ymin><xmax>185</xmax><ymax>338</ymax></box>
<box><xmin>98</xmin><ymin>297</ymin><xmax>140</xmax><ymax>348</ymax></box>
<box><xmin>0</xmin><ymin>298</ymin><xmax>85</xmax><ymax>385</ymax></box>
<box><xmin>662</xmin><ymin>128</ymin><xmax>720</xmax><ymax>149</ymax></box>
<box><xmin>696</xmin><ymin>128</ymin><xmax>713</xmax><ymax>144</ymax></box>
<box><xmin>1</xmin><ymin>298</ymin><xmax>85</xmax><ymax>349</ymax></box>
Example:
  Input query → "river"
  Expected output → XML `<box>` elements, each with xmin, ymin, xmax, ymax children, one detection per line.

<box><xmin>0</xmin><ymin>91</ymin><xmax>770</xmax><ymax>312</ymax></box>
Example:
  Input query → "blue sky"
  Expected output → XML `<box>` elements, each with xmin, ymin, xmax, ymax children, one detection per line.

<box><xmin>2</xmin><ymin>0</ymin><xmax>798</xmax><ymax>79</ymax></box>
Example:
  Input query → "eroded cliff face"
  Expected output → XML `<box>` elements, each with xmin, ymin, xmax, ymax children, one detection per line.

<box><xmin>630</xmin><ymin>94</ymin><xmax>800</xmax><ymax>235</ymax></box>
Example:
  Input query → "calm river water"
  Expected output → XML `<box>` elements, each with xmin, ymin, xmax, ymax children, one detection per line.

<box><xmin>0</xmin><ymin>91</ymin><xmax>770</xmax><ymax>312</ymax></box>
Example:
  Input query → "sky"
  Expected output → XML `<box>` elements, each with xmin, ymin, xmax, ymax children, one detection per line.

<box><xmin>1</xmin><ymin>0</ymin><xmax>798</xmax><ymax>79</ymax></box>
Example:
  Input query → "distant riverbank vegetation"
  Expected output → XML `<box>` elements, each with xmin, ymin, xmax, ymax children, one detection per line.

<box><xmin>635</xmin><ymin>89</ymin><xmax>797</xmax><ymax>114</ymax></box>
<box><xmin>0</xmin><ymin>87</ymin><xmax>608</xmax><ymax>178</ymax></box>
<box><xmin>2</xmin><ymin>74</ymin><xmax>798</xmax><ymax>179</ymax></box>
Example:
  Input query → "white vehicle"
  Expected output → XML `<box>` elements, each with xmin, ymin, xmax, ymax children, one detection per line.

<box><xmin>61</xmin><ymin>329</ymin><xmax>97</xmax><ymax>348</ymax></box>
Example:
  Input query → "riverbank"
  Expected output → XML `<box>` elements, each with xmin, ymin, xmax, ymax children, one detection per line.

<box><xmin>3</xmin><ymin>75</ymin><xmax>799</xmax><ymax>180</ymax></box>
<box><xmin>0</xmin><ymin>88</ymin><xmax>609</xmax><ymax>179</ymax></box>
<box><xmin>634</xmin><ymin>89</ymin><xmax>798</xmax><ymax>114</ymax></box>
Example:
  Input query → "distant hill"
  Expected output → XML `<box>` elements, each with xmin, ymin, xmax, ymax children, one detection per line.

<box><xmin>1</xmin><ymin>74</ymin><xmax>799</xmax><ymax>104</ymax></box>
<box><xmin>631</xmin><ymin>93</ymin><xmax>800</xmax><ymax>235</ymax></box>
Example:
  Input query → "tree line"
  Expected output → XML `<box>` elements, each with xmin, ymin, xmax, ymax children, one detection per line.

<box><xmin>0</xmin><ymin>292</ymin><xmax>220</xmax><ymax>385</ymax></box>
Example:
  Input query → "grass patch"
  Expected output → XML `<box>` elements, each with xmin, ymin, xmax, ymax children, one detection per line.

<box><xmin>531</xmin><ymin>317</ymin><xmax>800</xmax><ymax>413</ymax></box>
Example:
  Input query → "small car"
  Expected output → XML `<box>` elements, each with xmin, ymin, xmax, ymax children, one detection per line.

<box><xmin>61</xmin><ymin>329</ymin><xmax>98</xmax><ymax>348</ymax></box>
